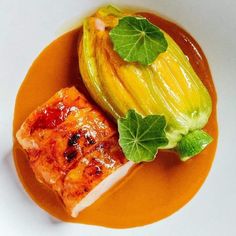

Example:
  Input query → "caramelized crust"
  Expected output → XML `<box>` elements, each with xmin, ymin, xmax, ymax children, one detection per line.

<box><xmin>16</xmin><ymin>87</ymin><xmax>128</xmax><ymax>215</ymax></box>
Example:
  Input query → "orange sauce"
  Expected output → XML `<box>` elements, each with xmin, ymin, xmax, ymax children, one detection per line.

<box><xmin>13</xmin><ymin>12</ymin><xmax>218</xmax><ymax>228</ymax></box>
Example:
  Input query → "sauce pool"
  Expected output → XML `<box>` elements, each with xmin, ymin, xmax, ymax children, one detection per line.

<box><xmin>13</xmin><ymin>12</ymin><xmax>218</xmax><ymax>228</ymax></box>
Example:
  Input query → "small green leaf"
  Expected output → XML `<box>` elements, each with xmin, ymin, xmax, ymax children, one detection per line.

<box><xmin>109</xmin><ymin>16</ymin><xmax>168</xmax><ymax>66</ymax></box>
<box><xmin>176</xmin><ymin>130</ymin><xmax>213</xmax><ymax>161</ymax></box>
<box><xmin>118</xmin><ymin>109</ymin><xmax>168</xmax><ymax>163</ymax></box>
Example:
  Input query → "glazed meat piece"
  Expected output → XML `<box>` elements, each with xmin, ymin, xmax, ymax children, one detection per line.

<box><xmin>16</xmin><ymin>87</ymin><xmax>134</xmax><ymax>217</ymax></box>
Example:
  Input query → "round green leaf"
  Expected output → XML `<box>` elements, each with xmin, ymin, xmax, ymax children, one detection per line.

<box><xmin>109</xmin><ymin>16</ymin><xmax>168</xmax><ymax>66</ymax></box>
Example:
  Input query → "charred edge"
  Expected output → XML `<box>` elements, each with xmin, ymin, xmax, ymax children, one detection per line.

<box><xmin>68</xmin><ymin>133</ymin><xmax>81</xmax><ymax>146</ymax></box>
<box><xmin>64</xmin><ymin>149</ymin><xmax>77</xmax><ymax>162</ymax></box>
<box><xmin>85</xmin><ymin>133</ymin><xmax>96</xmax><ymax>145</ymax></box>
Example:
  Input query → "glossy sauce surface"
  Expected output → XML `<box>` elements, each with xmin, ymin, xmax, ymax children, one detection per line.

<box><xmin>13</xmin><ymin>12</ymin><xmax>218</xmax><ymax>228</ymax></box>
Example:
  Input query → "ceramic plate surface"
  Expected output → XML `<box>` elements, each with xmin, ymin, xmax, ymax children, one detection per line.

<box><xmin>0</xmin><ymin>0</ymin><xmax>236</xmax><ymax>235</ymax></box>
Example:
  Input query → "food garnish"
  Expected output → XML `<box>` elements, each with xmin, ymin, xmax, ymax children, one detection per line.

<box><xmin>109</xmin><ymin>16</ymin><xmax>168</xmax><ymax>65</ymax></box>
<box><xmin>79</xmin><ymin>5</ymin><xmax>213</xmax><ymax>161</ymax></box>
<box><xmin>118</xmin><ymin>109</ymin><xmax>168</xmax><ymax>163</ymax></box>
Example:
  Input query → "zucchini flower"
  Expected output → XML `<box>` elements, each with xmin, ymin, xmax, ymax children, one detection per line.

<box><xmin>78</xmin><ymin>6</ymin><xmax>212</xmax><ymax>159</ymax></box>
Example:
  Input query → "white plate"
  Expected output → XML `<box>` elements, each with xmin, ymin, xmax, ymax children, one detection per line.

<box><xmin>0</xmin><ymin>0</ymin><xmax>236</xmax><ymax>235</ymax></box>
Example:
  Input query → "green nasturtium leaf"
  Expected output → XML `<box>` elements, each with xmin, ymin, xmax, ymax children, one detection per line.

<box><xmin>176</xmin><ymin>130</ymin><xmax>213</xmax><ymax>161</ymax></box>
<box><xmin>109</xmin><ymin>16</ymin><xmax>168</xmax><ymax>66</ymax></box>
<box><xmin>118</xmin><ymin>109</ymin><xmax>168</xmax><ymax>163</ymax></box>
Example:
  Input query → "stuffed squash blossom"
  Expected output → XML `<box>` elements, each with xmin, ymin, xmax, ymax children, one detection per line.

<box><xmin>78</xmin><ymin>6</ymin><xmax>212</xmax><ymax>161</ymax></box>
